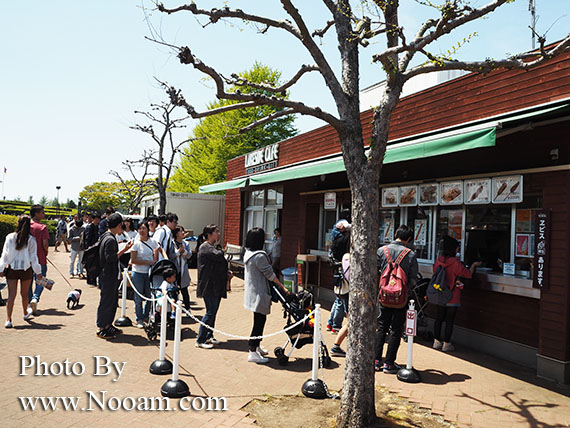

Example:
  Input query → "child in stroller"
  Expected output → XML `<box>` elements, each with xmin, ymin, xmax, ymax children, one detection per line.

<box><xmin>144</xmin><ymin>260</ymin><xmax>180</xmax><ymax>341</ymax></box>
<box><xmin>271</xmin><ymin>284</ymin><xmax>331</xmax><ymax>367</ymax></box>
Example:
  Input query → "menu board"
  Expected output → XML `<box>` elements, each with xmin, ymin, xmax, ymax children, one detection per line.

<box><xmin>381</xmin><ymin>187</ymin><xmax>398</xmax><ymax>207</ymax></box>
<box><xmin>464</xmin><ymin>178</ymin><xmax>491</xmax><ymax>205</ymax></box>
<box><xmin>440</xmin><ymin>181</ymin><xmax>463</xmax><ymax>205</ymax></box>
<box><xmin>418</xmin><ymin>183</ymin><xmax>439</xmax><ymax>206</ymax></box>
<box><xmin>492</xmin><ymin>175</ymin><xmax>523</xmax><ymax>203</ymax></box>
<box><xmin>399</xmin><ymin>185</ymin><xmax>418</xmax><ymax>206</ymax></box>
<box><xmin>414</xmin><ymin>219</ymin><xmax>427</xmax><ymax>246</ymax></box>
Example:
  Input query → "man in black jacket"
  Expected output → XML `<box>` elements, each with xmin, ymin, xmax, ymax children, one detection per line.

<box><xmin>84</xmin><ymin>214</ymin><xmax>101</xmax><ymax>286</ymax></box>
<box><xmin>96</xmin><ymin>213</ymin><xmax>132</xmax><ymax>339</ymax></box>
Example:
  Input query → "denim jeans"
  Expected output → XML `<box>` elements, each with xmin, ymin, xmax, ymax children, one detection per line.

<box><xmin>70</xmin><ymin>249</ymin><xmax>84</xmax><ymax>275</ymax></box>
<box><xmin>131</xmin><ymin>271</ymin><xmax>151</xmax><ymax>323</ymax></box>
<box><xmin>327</xmin><ymin>294</ymin><xmax>348</xmax><ymax>329</ymax></box>
<box><xmin>197</xmin><ymin>296</ymin><xmax>222</xmax><ymax>344</ymax></box>
<box><xmin>28</xmin><ymin>264</ymin><xmax>47</xmax><ymax>302</ymax></box>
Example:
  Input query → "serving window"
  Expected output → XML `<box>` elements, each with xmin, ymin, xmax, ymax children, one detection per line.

<box><xmin>244</xmin><ymin>186</ymin><xmax>283</xmax><ymax>250</ymax></box>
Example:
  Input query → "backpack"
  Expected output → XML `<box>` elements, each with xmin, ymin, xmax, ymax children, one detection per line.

<box><xmin>426</xmin><ymin>264</ymin><xmax>452</xmax><ymax>306</ymax></box>
<box><xmin>83</xmin><ymin>239</ymin><xmax>103</xmax><ymax>277</ymax></box>
<box><xmin>378</xmin><ymin>246</ymin><xmax>411</xmax><ymax>308</ymax></box>
<box><xmin>329</xmin><ymin>232</ymin><xmax>349</xmax><ymax>263</ymax></box>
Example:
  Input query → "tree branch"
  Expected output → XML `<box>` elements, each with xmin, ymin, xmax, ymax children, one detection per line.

<box><xmin>312</xmin><ymin>19</ymin><xmax>334</xmax><ymax>38</ymax></box>
<box><xmin>404</xmin><ymin>34</ymin><xmax>570</xmax><ymax>80</ymax></box>
<box><xmin>238</xmin><ymin>108</ymin><xmax>297</xmax><ymax>134</ymax></box>
<box><xmin>225</xmin><ymin>64</ymin><xmax>320</xmax><ymax>95</ymax></box>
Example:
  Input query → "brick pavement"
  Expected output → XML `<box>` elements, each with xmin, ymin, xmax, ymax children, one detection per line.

<box><xmin>1</xmin><ymin>249</ymin><xmax>569</xmax><ymax>427</ymax></box>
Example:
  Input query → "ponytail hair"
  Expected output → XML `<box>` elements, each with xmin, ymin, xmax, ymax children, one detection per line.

<box><xmin>15</xmin><ymin>215</ymin><xmax>32</xmax><ymax>250</ymax></box>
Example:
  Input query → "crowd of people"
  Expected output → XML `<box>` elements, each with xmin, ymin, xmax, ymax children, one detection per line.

<box><xmin>1</xmin><ymin>203</ymin><xmax>478</xmax><ymax>371</ymax></box>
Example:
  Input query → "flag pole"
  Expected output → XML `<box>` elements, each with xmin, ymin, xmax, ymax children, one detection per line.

<box><xmin>1</xmin><ymin>167</ymin><xmax>5</xmax><ymax>200</ymax></box>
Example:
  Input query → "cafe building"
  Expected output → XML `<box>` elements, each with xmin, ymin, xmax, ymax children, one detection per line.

<box><xmin>200</xmin><ymin>49</ymin><xmax>570</xmax><ymax>383</ymax></box>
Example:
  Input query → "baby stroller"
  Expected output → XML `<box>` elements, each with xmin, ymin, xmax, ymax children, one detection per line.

<box><xmin>144</xmin><ymin>259</ymin><xmax>180</xmax><ymax>341</ymax></box>
<box><xmin>272</xmin><ymin>284</ymin><xmax>332</xmax><ymax>367</ymax></box>
<box><xmin>403</xmin><ymin>273</ymin><xmax>431</xmax><ymax>341</ymax></box>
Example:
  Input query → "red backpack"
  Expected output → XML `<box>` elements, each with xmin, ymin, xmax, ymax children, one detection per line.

<box><xmin>378</xmin><ymin>246</ymin><xmax>411</xmax><ymax>308</ymax></box>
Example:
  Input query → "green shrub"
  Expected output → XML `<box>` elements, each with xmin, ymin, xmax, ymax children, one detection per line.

<box><xmin>0</xmin><ymin>214</ymin><xmax>18</xmax><ymax>250</ymax></box>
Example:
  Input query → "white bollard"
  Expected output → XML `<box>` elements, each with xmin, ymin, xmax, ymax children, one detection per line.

<box><xmin>114</xmin><ymin>269</ymin><xmax>132</xmax><ymax>327</ymax></box>
<box><xmin>302</xmin><ymin>304</ymin><xmax>327</xmax><ymax>398</ymax></box>
<box><xmin>161</xmin><ymin>300</ymin><xmax>190</xmax><ymax>398</ymax></box>
<box><xmin>397</xmin><ymin>299</ymin><xmax>422</xmax><ymax>383</ymax></box>
<box><xmin>312</xmin><ymin>304</ymin><xmax>321</xmax><ymax>381</ymax></box>
<box><xmin>150</xmin><ymin>284</ymin><xmax>173</xmax><ymax>375</ymax></box>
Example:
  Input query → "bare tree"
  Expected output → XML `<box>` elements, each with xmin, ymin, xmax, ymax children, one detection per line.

<box><xmin>109</xmin><ymin>159</ymin><xmax>156</xmax><ymax>214</ymax></box>
<box><xmin>131</xmin><ymin>99</ymin><xmax>191</xmax><ymax>214</ymax></box>
<box><xmin>155</xmin><ymin>1</ymin><xmax>569</xmax><ymax>426</ymax></box>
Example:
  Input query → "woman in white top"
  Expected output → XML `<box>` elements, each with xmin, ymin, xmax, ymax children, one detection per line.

<box><xmin>130</xmin><ymin>220</ymin><xmax>159</xmax><ymax>328</ymax></box>
<box><xmin>0</xmin><ymin>215</ymin><xmax>43</xmax><ymax>328</ymax></box>
<box><xmin>123</xmin><ymin>218</ymin><xmax>137</xmax><ymax>241</ymax></box>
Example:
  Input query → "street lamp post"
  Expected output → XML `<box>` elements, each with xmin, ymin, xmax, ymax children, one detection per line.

<box><xmin>56</xmin><ymin>186</ymin><xmax>61</xmax><ymax>216</ymax></box>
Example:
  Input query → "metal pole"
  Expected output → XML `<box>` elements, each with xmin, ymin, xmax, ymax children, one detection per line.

<box><xmin>121</xmin><ymin>272</ymin><xmax>127</xmax><ymax>318</ymax></box>
<box><xmin>159</xmin><ymin>286</ymin><xmax>168</xmax><ymax>361</ymax></box>
<box><xmin>312</xmin><ymin>304</ymin><xmax>321</xmax><ymax>381</ymax></box>
<box><xmin>171</xmin><ymin>300</ymin><xmax>182</xmax><ymax>381</ymax></box>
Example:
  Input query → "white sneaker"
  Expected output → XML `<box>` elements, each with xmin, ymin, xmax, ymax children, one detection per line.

<box><xmin>136</xmin><ymin>322</ymin><xmax>144</xmax><ymax>329</ymax></box>
<box><xmin>442</xmin><ymin>342</ymin><xmax>455</xmax><ymax>352</ymax></box>
<box><xmin>30</xmin><ymin>298</ymin><xmax>38</xmax><ymax>315</ymax></box>
<box><xmin>5</xmin><ymin>321</ymin><xmax>13</xmax><ymax>328</ymax></box>
<box><xmin>248</xmin><ymin>351</ymin><xmax>269</xmax><ymax>364</ymax></box>
<box><xmin>23</xmin><ymin>312</ymin><xmax>32</xmax><ymax>321</ymax></box>
<box><xmin>257</xmin><ymin>346</ymin><xmax>269</xmax><ymax>356</ymax></box>
<box><xmin>195</xmin><ymin>341</ymin><xmax>214</xmax><ymax>349</ymax></box>
<box><xmin>433</xmin><ymin>339</ymin><xmax>443</xmax><ymax>350</ymax></box>
<box><xmin>207</xmin><ymin>337</ymin><xmax>221</xmax><ymax>345</ymax></box>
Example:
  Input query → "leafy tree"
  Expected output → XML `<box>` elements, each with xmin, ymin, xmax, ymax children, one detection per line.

<box><xmin>27</xmin><ymin>196</ymin><xmax>34</xmax><ymax>204</ymax></box>
<box><xmin>38</xmin><ymin>196</ymin><xmax>48</xmax><ymax>206</ymax></box>
<box><xmin>157</xmin><ymin>2</ymin><xmax>569</xmax><ymax>426</ymax></box>
<box><xmin>79</xmin><ymin>182</ymin><xmax>123</xmax><ymax>213</ymax></box>
<box><xmin>65</xmin><ymin>199</ymin><xmax>77</xmax><ymax>209</ymax></box>
<box><xmin>169</xmin><ymin>62</ymin><xmax>297</xmax><ymax>193</ymax></box>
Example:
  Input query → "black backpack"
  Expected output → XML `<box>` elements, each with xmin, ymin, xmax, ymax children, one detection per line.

<box><xmin>427</xmin><ymin>264</ymin><xmax>452</xmax><ymax>306</ymax></box>
<box><xmin>83</xmin><ymin>240</ymin><xmax>103</xmax><ymax>277</ymax></box>
<box><xmin>329</xmin><ymin>233</ymin><xmax>349</xmax><ymax>263</ymax></box>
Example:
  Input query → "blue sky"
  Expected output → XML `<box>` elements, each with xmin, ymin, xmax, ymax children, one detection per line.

<box><xmin>0</xmin><ymin>0</ymin><xmax>568</xmax><ymax>204</ymax></box>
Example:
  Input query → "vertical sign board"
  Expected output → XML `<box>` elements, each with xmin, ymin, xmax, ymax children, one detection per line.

<box><xmin>324</xmin><ymin>192</ymin><xmax>336</xmax><ymax>210</ymax></box>
<box><xmin>533</xmin><ymin>210</ymin><xmax>550</xmax><ymax>289</ymax></box>
<box><xmin>405</xmin><ymin>309</ymin><xmax>417</xmax><ymax>336</ymax></box>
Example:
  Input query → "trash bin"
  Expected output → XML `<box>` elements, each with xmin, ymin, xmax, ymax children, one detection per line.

<box><xmin>281</xmin><ymin>267</ymin><xmax>297</xmax><ymax>293</ymax></box>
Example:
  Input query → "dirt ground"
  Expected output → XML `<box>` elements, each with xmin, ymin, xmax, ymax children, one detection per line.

<box><xmin>245</xmin><ymin>386</ymin><xmax>452</xmax><ymax>428</ymax></box>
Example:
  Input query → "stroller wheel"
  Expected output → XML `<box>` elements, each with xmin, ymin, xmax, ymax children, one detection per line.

<box><xmin>277</xmin><ymin>354</ymin><xmax>289</xmax><ymax>366</ymax></box>
<box><xmin>274</xmin><ymin>347</ymin><xmax>284</xmax><ymax>358</ymax></box>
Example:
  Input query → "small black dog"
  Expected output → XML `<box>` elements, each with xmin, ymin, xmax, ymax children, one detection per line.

<box><xmin>67</xmin><ymin>289</ymin><xmax>82</xmax><ymax>309</ymax></box>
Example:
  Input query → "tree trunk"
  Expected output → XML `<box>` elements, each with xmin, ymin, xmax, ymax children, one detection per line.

<box><xmin>336</xmin><ymin>147</ymin><xmax>380</xmax><ymax>428</ymax></box>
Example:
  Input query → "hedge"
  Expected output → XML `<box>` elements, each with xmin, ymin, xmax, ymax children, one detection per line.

<box><xmin>0</xmin><ymin>215</ymin><xmax>58</xmax><ymax>251</ymax></box>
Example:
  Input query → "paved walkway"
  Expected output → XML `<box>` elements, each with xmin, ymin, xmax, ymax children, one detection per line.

<box><xmin>1</xmin><ymin>249</ymin><xmax>569</xmax><ymax>427</ymax></box>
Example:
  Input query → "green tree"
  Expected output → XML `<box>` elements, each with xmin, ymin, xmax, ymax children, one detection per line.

<box><xmin>38</xmin><ymin>196</ymin><xmax>48</xmax><ymax>206</ymax></box>
<box><xmin>27</xmin><ymin>196</ymin><xmax>34</xmax><ymax>204</ymax></box>
<box><xmin>65</xmin><ymin>199</ymin><xmax>77</xmax><ymax>209</ymax></box>
<box><xmin>169</xmin><ymin>62</ymin><xmax>297</xmax><ymax>193</ymax></box>
<box><xmin>79</xmin><ymin>182</ymin><xmax>123</xmax><ymax>213</ymax></box>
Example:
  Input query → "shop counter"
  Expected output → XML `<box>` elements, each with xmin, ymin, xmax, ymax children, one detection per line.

<box><xmin>418</xmin><ymin>262</ymin><xmax>539</xmax><ymax>299</ymax></box>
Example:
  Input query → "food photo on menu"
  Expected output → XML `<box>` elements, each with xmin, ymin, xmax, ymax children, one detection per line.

<box><xmin>382</xmin><ymin>187</ymin><xmax>398</xmax><ymax>207</ymax></box>
<box><xmin>465</xmin><ymin>179</ymin><xmax>491</xmax><ymax>204</ymax></box>
<box><xmin>399</xmin><ymin>185</ymin><xmax>417</xmax><ymax>206</ymax></box>
<box><xmin>419</xmin><ymin>183</ymin><xmax>438</xmax><ymax>205</ymax></box>
<box><xmin>440</xmin><ymin>181</ymin><xmax>463</xmax><ymax>204</ymax></box>
<box><xmin>492</xmin><ymin>175</ymin><xmax>523</xmax><ymax>203</ymax></box>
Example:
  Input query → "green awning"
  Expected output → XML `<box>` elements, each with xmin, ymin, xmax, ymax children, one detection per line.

<box><xmin>248</xmin><ymin>127</ymin><xmax>496</xmax><ymax>186</ymax></box>
<box><xmin>199</xmin><ymin>101</ymin><xmax>569</xmax><ymax>193</ymax></box>
<box><xmin>199</xmin><ymin>177</ymin><xmax>247</xmax><ymax>193</ymax></box>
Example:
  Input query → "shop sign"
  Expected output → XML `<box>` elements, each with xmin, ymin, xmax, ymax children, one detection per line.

<box><xmin>381</xmin><ymin>187</ymin><xmax>398</xmax><ymax>208</ymax></box>
<box><xmin>464</xmin><ymin>178</ymin><xmax>491</xmax><ymax>205</ymax></box>
<box><xmin>244</xmin><ymin>143</ymin><xmax>279</xmax><ymax>174</ymax></box>
<box><xmin>533</xmin><ymin>210</ymin><xmax>550</xmax><ymax>289</ymax></box>
<box><xmin>414</xmin><ymin>219</ymin><xmax>427</xmax><ymax>246</ymax></box>
<box><xmin>503</xmin><ymin>262</ymin><xmax>516</xmax><ymax>276</ymax></box>
<box><xmin>440</xmin><ymin>181</ymin><xmax>463</xmax><ymax>205</ymax></box>
<box><xmin>492</xmin><ymin>175</ymin><xmax>523</xmax><ymax>203</ymax></box>
<box><xmin>418</xmin><ymin>183</ymin><xmax>439</xmax><ymax>206</ymax></box>
<box><xmin>324</xmin><ymin>192</ymin><xmax>336</xmax><ymax>210</ymax></box>
<box><xmin>399</xmin><ymin>185</ymin><xmax>418</xmax><ymax>206</ymax></box>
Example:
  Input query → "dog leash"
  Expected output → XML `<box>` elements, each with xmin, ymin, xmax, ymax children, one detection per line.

<box><xmin>46</xmin><ymin>257</ymin><xmax>75</xmax><ymax>289</ymax></box>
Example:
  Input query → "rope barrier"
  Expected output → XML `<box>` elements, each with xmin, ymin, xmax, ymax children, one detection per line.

<box><xmin>124</xmin><ymin>271</ymin><xmax>164</xmax><ymax>303</ymax></box>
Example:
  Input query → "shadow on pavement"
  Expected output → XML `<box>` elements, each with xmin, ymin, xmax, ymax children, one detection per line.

<box><xmin>418</xmin><ymin>368</ymin><xmax>471</xmax><ymax>385</ymax></box>
<box><xmin>459</xmin><ymin>390</ymin><xmax>561</xmax><ymax>428</ymax></box>
<box><xmin>38</xmin><ymin>308</ymin><xmax>76</xmax><ymax>316</ymax></box>
<box><xmin>111</xmin><ymin>332</ymin><xmax>157</xmax><ymax>347</ymax></box>
<box><xmin>14</xmin><ymin>321</ymin><xmax>64</xmax><ymax>330</ymax></box>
